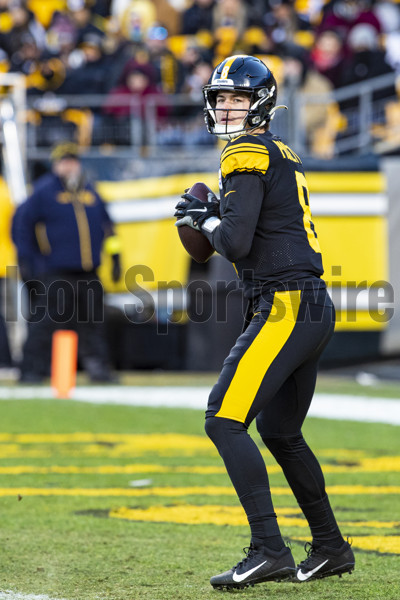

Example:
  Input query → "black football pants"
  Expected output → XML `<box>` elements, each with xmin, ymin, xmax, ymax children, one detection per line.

<box><xmin>205</xmin><ymin>286</ymin><xmax>344</xmax><ymax>548</ymax></box>
<box><xmin>21</xmin><ymin>271</ymin><xmax>111</xmax><ymax>377</ymax></box>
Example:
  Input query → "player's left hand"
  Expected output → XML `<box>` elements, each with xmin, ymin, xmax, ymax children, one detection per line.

<box><xmin>174</xmin><ymin>194</ymin><xmax>220</xmax><ymax>231</ymax></box>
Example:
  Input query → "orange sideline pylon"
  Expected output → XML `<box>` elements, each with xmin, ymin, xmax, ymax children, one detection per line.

<box><xmin>51</xmin><ymin>330</ymin><xmax>78</xmax><ymax>398</ymax></box>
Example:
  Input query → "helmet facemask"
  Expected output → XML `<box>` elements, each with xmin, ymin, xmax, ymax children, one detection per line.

<box><xmin>203</xmin><ymin>84</ymin><xmax>277</xmax><ymax>141</ymax></box>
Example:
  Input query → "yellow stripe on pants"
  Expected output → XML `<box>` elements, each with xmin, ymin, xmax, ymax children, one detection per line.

<box><xmin>215</xmin><ymin>290</ymin><xmax>301</xmax><ymax>423</ymax></box>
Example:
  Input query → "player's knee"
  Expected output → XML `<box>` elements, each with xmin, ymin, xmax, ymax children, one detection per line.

<box><xmin>204</xmin><ymin>415</ymin><xmax>223</xmax><ymax>444</ymax></box>
<box><xmin>205</xmin><ymin>415</ymin><xmax>246</xmax><ymax>446</ymax></box>
<box><xmin>260</xmin><ymin>432</ymin><xmax>305</xmax><ymax>460</ymax></box>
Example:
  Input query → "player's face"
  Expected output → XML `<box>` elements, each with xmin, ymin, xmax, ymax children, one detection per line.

<box><xmin>215</xmin><ymin>91</ymin><xmax>251</xmax><ymax>126</ymax></box>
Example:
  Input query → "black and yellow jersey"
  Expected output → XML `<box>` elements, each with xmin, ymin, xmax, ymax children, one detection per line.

<box><xmin>203</xmin><ymin>130</ymin><xmax>324</xmax><ymax>299</ymax></box>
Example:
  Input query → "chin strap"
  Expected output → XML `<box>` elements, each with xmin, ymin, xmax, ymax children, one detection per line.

<box><xmin>269</xmin><ymin>105</ymin><xmax>288</xmax><ymax>121</ymax></box>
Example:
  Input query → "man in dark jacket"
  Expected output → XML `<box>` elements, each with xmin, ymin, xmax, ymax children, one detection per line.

<box><xmin>12</xmin><ymin>141</ymin><xmax>121</xmax><ymax>382</ymax></box>
<box><xmin>182</xmin><ymin>0</ymin><xmax>214</xmax><ymax>34</ymax></box>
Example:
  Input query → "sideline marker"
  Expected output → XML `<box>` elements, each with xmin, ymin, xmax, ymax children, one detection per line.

<box><xmin>51</xmin><ymin>330</ymin><xmax>78</xmax><ymax>398</ymax></box>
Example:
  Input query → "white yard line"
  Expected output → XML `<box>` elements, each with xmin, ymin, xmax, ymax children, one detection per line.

<box><xmin>0</xmin><ymin>386</ymin><xmax>399</xmax><ymax>425</ymax></box>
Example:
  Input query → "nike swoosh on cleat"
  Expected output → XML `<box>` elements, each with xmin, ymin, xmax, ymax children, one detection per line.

<box><xmin>232</xmin><ymin>561</ymin><xmax>267</xmax><ymax>583</ymax></box>
<box><xmin>297</xmin><ymin>559</ymin><xmax>329</xmax><ymax>581</ymax></box>
<box><xmin>187</xmin><ymin>207</ymin><xmax>208</xmax><ymax>212</ymax></box>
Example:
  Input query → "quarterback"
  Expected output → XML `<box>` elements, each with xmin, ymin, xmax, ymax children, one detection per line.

<box><xmin>175</xmin><ymin>55</ymin><xmax>355</xmax><ymax>589</ymax></box>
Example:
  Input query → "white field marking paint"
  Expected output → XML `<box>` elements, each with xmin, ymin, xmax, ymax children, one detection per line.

<box><xmin>104</xmin><ymin>193</ymin><xmax>387</xmax><ymax>224</ymax></box>
<box><xmin>0</xmin><ymin>592</ymin><xmax>67</xmax><ymax>600</ymax></box>
<box><xmin>0</xmin><ymin>387</ymin><xmax>399</xmax><ymax>425</ymax></box>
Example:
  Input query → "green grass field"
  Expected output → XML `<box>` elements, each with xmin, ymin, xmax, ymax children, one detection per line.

<box><xmin>0</xmin><ymin>376</ymin><xmax>399</xmax><ymax>600</ymax></box>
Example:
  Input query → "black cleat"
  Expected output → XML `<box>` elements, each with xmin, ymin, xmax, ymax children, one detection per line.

<box><xmin>295</xmin><ymin>540</ymin><xmax>355</xmax><ymax>582</ymax></box>
<box><xmin>210</xmin><ymin>542</ymin><xmax>295</xmax><ymax>590</ymax></box>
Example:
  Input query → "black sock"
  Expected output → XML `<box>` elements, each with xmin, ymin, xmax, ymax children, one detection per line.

<box><xmin>300</xmin><ymin>495</ymin><xmax>344</xmax><ymax>548</ymax></box>
<box><xmin>255</xmin><ymin>535</ymin><xmax>286</xmax><ymax>552</ymax></box>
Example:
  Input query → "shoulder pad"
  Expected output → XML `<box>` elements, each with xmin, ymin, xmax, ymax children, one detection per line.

<box><xmin>220</xmin><ymin>134</ymin><xmax>270</xmax><ymax>179</ymax></box>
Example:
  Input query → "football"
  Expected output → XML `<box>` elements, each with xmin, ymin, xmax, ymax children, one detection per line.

<box><xmin>177</xmin><ymin>182</ymin><xmax>215</xmax><ymax>263</ymax></box>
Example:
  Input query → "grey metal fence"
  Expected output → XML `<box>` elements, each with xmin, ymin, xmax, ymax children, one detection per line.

<box><xmin>25</xmin><ymin>72</ymin><xmax>398</xmax><ymax>161</ymax></box>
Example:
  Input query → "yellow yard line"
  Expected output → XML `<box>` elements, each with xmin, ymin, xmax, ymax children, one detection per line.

<box><xmin>341</xmin><ymin>520</ymin><xmax>400</xmax><ymax>529</ymax></box>
<box><xmin>323</xmin><ymin>456</ymin><xmax>400</xmax><ymax>473</ymax></box>
<box><xmin>1</xmin><ymin>455</ymin><xmax>400</xmax><ymax>474</ymax></box>
<box><xmin>110</xmin><ymin>504</ymin><xmax>302</xmax><ymax>526</ymax></box>
<box><xmin>0</xmin><ymin>435</ymin><xmax>398</xmax><ymax>474</ymax></box>
<box><xmin>294</xmin><ymin>535</ymin><xmax>400</xmax><ymax>555</ymax></box>
<box><xmin>110</xmin><ymin>505</ymin><xmax>304</xmax><ymax>527</ymax></box>
<box><xmin>1</xmin><ymin>485</ymin><xmax>399</xmax><ymax>497</ymax></box>
<box><xmin>109</xmin><ymin>505</ymin><xmax>400</xmax><ymax>530</ymax></box>
<box><xmin>0</xmin><ymin>432</ymin><xmax>213</xmax><ymax>448</ymax></box>
<box><xmin>0</xmin><ymin>464</ymin><xmax>226</xmax><ymax>475</ymax></box>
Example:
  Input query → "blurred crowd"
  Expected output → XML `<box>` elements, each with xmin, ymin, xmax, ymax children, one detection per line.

<box><xmin>0</xmin><ymin>0</ymin><xmax>399</xmax><ymax>151</ymax></box>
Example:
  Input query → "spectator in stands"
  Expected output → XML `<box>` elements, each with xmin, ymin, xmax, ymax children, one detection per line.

<box><xmin>341</xmin><ymin>23</ymin><xmax>394</xmax><ymax>87</ymax></box>
<box><xmin>181</xmin><ymin>60</ymin><xmax>215</xmax><ymax>146</ymax></box>
<box><xmin>3</xmin><ymin>0</ymin><xmax>46</xmax><ymax>59</ymax></box>
<box><xmin>67</xmin><ymin>0</ymin><xmax>106</xmax><ymax>46</ymax></box>
<box><xmin>263</xmin><ymin>0</ymin><xmax>312</xmax><ymax>48</ymax></box>
<box><xmin>99</xmin><ymin>16</ymin><xmax>137</xmax><ymax>88</ymax></box>
<box><xmin>12</xmin><ymin>141</ymin><xmax>121</xmax><ymax>383</ymax></box>
<box><xmin>373</xmin><ymin>0</ymin><xmax>400</xmax><ymax>73</ymax></box>
<box><xmin>46</xmin><ymin>9</ymin><xmax>78</xmax><ymax>63</ymax></box>
<box><xmin>112</xmin><ymin>0</ymin><xmax>179</xmax><ymax>35</ymax></box>
<box><xmin>111</xmin><ymin>0</ymin><xmax>132</xmax><ymax>19</ymax></box>
<box><xmin>182</xmin><ymin>58</ymin><xmax>213</xmax><ymax>101</ymax></box>
<box><xmin>8</xmin><ymin>31</ymin><xmax>41</xmax><ymax>75</ymax></box>
<box><xmin>180</xmin><ymin>40</ymin><xmax>213</xmax><ymax>82</ymax></box>
<box><xmin>5</xmin><ymin>28</ymin><xmax>66</xmax><ymax>93</ymax></box>
<box><xmin>57</xmin><ymin>33</ymin><xmax>113</xmax><ymax>94</ymax></box>
<box><xmin>318</xmin><ymin>0</ymin><xmax>382</xmax><ymax>52</ymax></box>
<box><xmin>212</xmin><ymin>0</ymin><xmax>248</xmax><ymax>38</ymax></box>
<box><xmin>117</xmin><ymin>0</ymin><xmax>157</xmax><ymax>42</ymax></box>
<box><xmin>144</xmin><ymin>24</ymin><xmax>184</xmax><ymax>93</ymax></box>
<box><xmin>153</xmin><ymin>0</ymin><xmax>181</xmax><ymax>36</ymax></box>
<box><xmin>212</xmin><ymin>0</ymin><xmax>261</xmax><ymax>62</ymax></box>
<box><xmin>93</xmin><ymin>0</ymin><xmax>112</xmax><ymax>17</ymax></box>
<box><xmin>239</xmin><ymin>24</ymin><xmax>278</xmax><ymax>57</ymax></box>
<box><xmin>282</xmin><ymin>49</ymin><xmax>341</xmax><ymax>158</ymax></box>
<box><xmin>103</xmin><ymin>59</ymin><xmax>167</xmax><ymax>143</ymax></box>
<box><xmin>310</xmin><ymin>29</ymin><xmax>346</xmax><ymax>88</ymax></box>
<box><xmin>104</xmin><ymin>59</ymin><xmax>161</xmax><ymax>117</ymax></box>
<box><xmin>182</xmin><ymin>0</ymin><xmax>215</xmax><ymax>35</ymax></box>
<box><xmin>339</xmin><ymin>22</ymin><xmax>396</xmax><ymax>117</ymax></box>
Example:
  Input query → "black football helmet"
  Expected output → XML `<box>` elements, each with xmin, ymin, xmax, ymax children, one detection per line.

<box><xmin>203</xmin><ymin>55</ymin><xmax>280</xmax><ymax>140</ymax></box>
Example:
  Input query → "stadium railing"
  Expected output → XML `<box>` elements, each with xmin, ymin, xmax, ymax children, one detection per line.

<box><xmin>20</xmin><ymin>72</ymin><xmax>399</xmax><ymax>161</ymax></box>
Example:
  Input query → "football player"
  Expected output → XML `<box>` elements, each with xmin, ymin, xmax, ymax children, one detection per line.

<box><xmin>175</xmin><ymin>55</ymin><xmax>355</xmax><ymax>590</ymax></box>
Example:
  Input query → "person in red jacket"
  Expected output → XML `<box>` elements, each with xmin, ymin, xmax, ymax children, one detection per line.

<box><xmin>103</xmin><ymin>61</ymin><xmax>167</xmax><ymax>144</ymax></box>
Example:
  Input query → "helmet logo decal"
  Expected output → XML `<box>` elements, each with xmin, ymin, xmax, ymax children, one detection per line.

<box><xmin>221</xmin><ymin>64</ymin><xmax>230</xmax><ymax>79</ymax></box>
<box><xmin>219</xmin><ymin>55</ymin><xmax>244</xmax><ymax>79</ymax></box>
<box><xmin>213</xmin><ymin>78</ymin><xmax>234</xmax><ymax>86</ymax></box>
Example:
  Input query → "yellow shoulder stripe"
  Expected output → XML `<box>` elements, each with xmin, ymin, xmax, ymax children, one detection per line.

<box><xmin>221</xmin><ymin>147</ymin><xmax>270</xmax><ymax>178</ymax></box>
<box><xmin>221</xmin><ymin>143</ymin><xmax>269</xmax><ymax>162</ymax></box>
